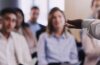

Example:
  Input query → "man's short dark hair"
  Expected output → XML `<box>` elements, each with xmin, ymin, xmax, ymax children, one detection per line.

<box><xmin>31</xmin><ymin>6</ymin><xmax>39</xmax><ymax>10</ymax></box>
<box><xmin>0</xmin><ymin>8</ymin><xmax>17</xmax><ymax>17</ymax></box>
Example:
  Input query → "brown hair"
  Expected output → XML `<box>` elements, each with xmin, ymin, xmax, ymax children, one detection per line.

<box><xmin>31</xmin><ymin>6</ymin><xmax>39</xmax><ymax>10</ymax></box>
<box><xmin>47</xmin><ymin>7</ymin><xmax>67</xmax><ymax>34</ymax></box>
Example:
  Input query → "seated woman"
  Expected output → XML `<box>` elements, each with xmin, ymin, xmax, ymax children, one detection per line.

<box><xmin>13</xmin><ymin>8</ymin><xmax>37</xmax><ymax>57</ymax></box>
<box><xmin>37</xmin><ymin>7</ymin><xmax>79</xmax><ymax>65</ymax></box>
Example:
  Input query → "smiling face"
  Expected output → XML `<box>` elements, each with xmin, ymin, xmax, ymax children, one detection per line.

<box><xmin>2</xmin><ymin>13</ymin><xmax>17</xmax><ymax>33</ymax></box>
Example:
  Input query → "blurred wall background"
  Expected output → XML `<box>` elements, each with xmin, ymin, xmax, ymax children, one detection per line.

<box><xmin>0</xmin><ymin>0</ymin><xmax>18</xmax><ymax>10</ymax></box>
<box><xmin>65</xmin><ymin>0</ymin><xmax>92</xmax><ymax>19</ymax></box>
<box><xmin>65</xmin><ymin>0</ymin><xmax>92</xmax><ymax>43</ymax></box>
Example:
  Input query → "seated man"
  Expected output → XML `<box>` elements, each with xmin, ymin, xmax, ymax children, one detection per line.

<box><xmin>27</xmin><ymin>6</ymin><xmax>46</xmax><ymax>40</ymax></box>
<box><xmin>0</xmin><ymin>8</ymin><xmax>32</xmax><ymax>65</ymax></box>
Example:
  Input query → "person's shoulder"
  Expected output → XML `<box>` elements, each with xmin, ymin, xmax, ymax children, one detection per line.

<box><xmin>38</xmin><ymin>24</ymin><xmax>46</xmax><ymax>28</ymax></box>
<box><xmin>40</xmin><ymin>32</ymin><xmax>48</xmax><ymax>37</ymax></box>
<box><xmin>39</xmin><ymin>32</ymin><xmax>49</xmax><ymax>39</ymax></box>
<box><xmin>66</xmin><ymin>32</ymin><xmax>75</xmax><ymax>39</ymax></box>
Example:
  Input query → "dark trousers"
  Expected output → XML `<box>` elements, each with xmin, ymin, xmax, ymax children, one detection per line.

<box><xmin>96</xmin><ymin>61</ymin><xmax>100</xmax><ymax>65</ymax></box>
<box><xmin>31</xmin><ymin>52</ymin><xmax>38</xmax><ymax>65</ymax></box>
<box><xmin>32</xmin><ymin>52</ymin><xmax>37</xmax><ymax>58</ymax></box>
<box><xmin>48</xmin><ymin>62</ymin><xmax>72</xmax><ymax>65</ymax></box>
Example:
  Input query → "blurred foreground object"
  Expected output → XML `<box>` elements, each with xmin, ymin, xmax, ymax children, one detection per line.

<box><xmin>67</xmin><ymin>19</ymin><xmax>100</xmax><ymax>40</ymax></box>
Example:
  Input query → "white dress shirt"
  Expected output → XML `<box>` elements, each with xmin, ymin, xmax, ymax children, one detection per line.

<box><xmin>14</xmin><ymin>27</ymin><xmax>37</xmax><ymax>55</ymax></box>
<box><xmin>0</xmin><ymin>33</ymin><xmax>18</xmax><ymax>65</ymax></box>
<box><xmin>0</xmin><ymin>32</ymin><xmax>32</xmax><ymax>65</ymax></box>
<box><xmin>37</xmin><ymin>32</ymin><xmax>79</xmax><ymax>65</ymax></box>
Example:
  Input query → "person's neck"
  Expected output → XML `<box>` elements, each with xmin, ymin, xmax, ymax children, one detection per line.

<box><xmin>30</xmin><ymin>19</ymin><xmax>37</xmax><ymax>24</ymax></box>
<box><xmin>1</xmin><ymin>29</ymin><xmax>10</xmax><ymax>39</ymax></box>
<box><xmin>54</xmin><ymin>29</ymin><xmax>63</xmax><ymax>37</ymax></box>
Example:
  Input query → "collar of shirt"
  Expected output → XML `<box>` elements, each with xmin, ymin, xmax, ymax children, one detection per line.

<box><xmin>0</xmin><ymin>32</ymin><xmax>13</xmax><ymax>41</ymax></box>
<box><xmin>28</xmin><ymin>21</ymin><xmax>38</xmax><ymax>25</ymax></box>
<box><xmin>50</xmin><ymin>32</ymin><xmax>67</xmax><ymax>39</ymax></box>
<box><xmin>14</xmin><ymin>28</ymin><xmax>23</xmax><ymax>35</ymax></box>
<box><xmin>0</xmin><ymin>32</ymin><xmax>18</xmax><ymax>65</ymax></box>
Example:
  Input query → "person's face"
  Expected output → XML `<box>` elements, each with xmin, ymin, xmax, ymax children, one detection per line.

<box><xmin>52</xmin><ymin>11</ymin><xmax>65</xmax><ymax>31</ymax></box>
<box><xmin>31</xmin><ymin>9</ymin><xmax>39</xmax><ymax>22</ymax></box>
<box><xmin>2</xmin><ymin>13</ymin><xmax>17</xmax><ymax>33</ymax></box>
<box><xmin>92</xmin><ymin>0</ymin><xmax>100</xmax><ymax>14</ymax></box>
<box><xmin>16</xmin><ymin>12</ymin><xmax>23</xmax><ymax>27</ymax></box>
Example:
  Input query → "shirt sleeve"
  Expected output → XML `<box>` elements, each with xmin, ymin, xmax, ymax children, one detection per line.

<box><xmin>89</xmin><ymin>20</ymin><xmax>100</xmax><ymax>40</ymax></box>
<box><xmin>37</xmin><ymin>33</ymin><xmax>48</xmax><ymax>65</ymax></box>
<box><xmin>82</xmin><ymin>19</ymin><xmax>100</xmax><ymax>40</ymax></box>
<box><xmin>69</xmin><ymin>36</ymin><xmax>79</xmax><ymax>65</ymax></box>
<box><xmin>82</xmin><ymin>19</ymin><xmax>95</xmax><ymax>28</ymax></box>
<box><xmin>21</xmin><ymin>36</ymin><xmax>33</xmax><ymax>65</ymax></box>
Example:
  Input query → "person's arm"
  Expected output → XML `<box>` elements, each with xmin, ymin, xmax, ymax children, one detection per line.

<box><xmin>37</xmin><ymin>33</ymin><xmax>48</xmax><ymax>65</ymax></box>
<box><xmin>21</xmin><ymin>36</ymin><xmax>33</xmax><ymax>65</ymax></box>
<box><xmin>67</xmin><ymin>19</ymin><xmax>95</xmax><ymax>29</ymax></box>
<box><xmin>67</xmin><ymin>19</ymin><xmax>83</xmax><ymax>29</ymax></box>
<box><xmin>82</xmin><ymin>19</ymin><xmax>95</xmax><ymax>28</ymax></box>
<box><xmin>88</xmin><ymin>20</ymin><xmax>100</xmax><ymax>39</ymax></box>
<box><xmin>67</xmin><ymin>19</ymin><xmax>100</xmax><ymax>39</ymax></box>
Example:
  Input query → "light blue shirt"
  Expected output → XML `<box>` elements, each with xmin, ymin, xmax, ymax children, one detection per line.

<box><xmin>37</xmin><ymin>32</ymin><xmax>79</xmax><ymax>65</ymax></box>
<box><xmin>28</xmin><ymin>22</ymin><xmax>41</xmax><ymax>35</ymax></box>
